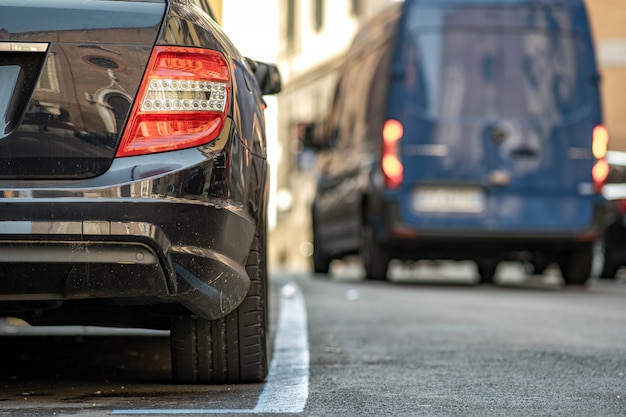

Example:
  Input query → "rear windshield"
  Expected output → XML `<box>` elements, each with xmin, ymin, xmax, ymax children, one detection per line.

<box><xmin>401</xmin><ymin>3</ymin><xmax>594</xmax><ymax>121</ymax></box>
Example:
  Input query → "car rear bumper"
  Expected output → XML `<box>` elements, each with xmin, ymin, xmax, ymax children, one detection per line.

<box><xmin>0</xmin><ymin>123</ymin><xmax>265</xmax><ymax>321</ymax></box>
<box><xmin>0</xmin><ymin>205</ymin><xmax>254</xmax><ymax>321</ymax></box>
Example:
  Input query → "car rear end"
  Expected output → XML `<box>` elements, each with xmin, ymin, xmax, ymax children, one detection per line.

<box><xmin>380</xmin><ymin>0</ymin><xmax>607</xmax><ymax>284</ymax></box>
<box><xmin>0</xmin><ymin>0</ymin><xmax>273</xmax><ymax>383</ymax></box>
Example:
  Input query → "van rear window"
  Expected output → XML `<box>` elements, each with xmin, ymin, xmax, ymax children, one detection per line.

<box><xmin>401</xmin><ymin>4</ymin><xmax>593</xmax><ymax>121</ymax></box>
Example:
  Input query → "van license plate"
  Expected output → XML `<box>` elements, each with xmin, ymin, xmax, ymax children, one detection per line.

<box><xmin>412</xmin><ymin>187</ymin><xmax>485</xmax><ymax>213</ymax></box>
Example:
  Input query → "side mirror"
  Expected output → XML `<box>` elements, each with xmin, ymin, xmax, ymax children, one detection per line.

<box><xmin>246</xmin><ymin>58</ymin><xmax>282</xmax><ymax>95</ymax></box>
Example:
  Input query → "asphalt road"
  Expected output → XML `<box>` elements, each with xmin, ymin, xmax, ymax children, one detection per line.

<box><xmin>1</xmin><ymin>261</ymin><xmax>626</xmax><ymax>416</ymax></box>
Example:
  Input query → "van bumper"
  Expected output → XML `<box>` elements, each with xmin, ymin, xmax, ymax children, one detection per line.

<box><xmin>377</xmin><ymin>202</ymin><xmax>605</xmax><ymax>260</ymax></box>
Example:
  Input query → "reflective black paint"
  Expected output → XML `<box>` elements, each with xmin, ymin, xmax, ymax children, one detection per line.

<box><xmin>0</xmin><ymin>0</ymin><xmax>165</xmax><ymax>178</ymax></box>
<box><xmin>0</xmin><ymin>0</ymin><xmax>274</xmax><ymax>327</ymax></box>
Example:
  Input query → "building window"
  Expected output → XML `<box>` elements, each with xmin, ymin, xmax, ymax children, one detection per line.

<box><xmin>37</xmin><ymin>53</ymin><xmax>60</xmax><ymax>93</ymax></box>
<box><xmin>286</xmin><ymin>0</ymin><xmax>296</xmax><ymax>48</ymax></box>
<box><xmin>107</xmin><ymin>94</ymin><xmax>132</xmax><ymax>134</ymax></box>
<box><xmin>313</xmin><ymin>0</ymin><xmax>324</xmax><ymax>32</ymax></box>
<box><xmin>350</xmin><ymin>0</ymin><xmax>362</xmax><ymax>16</ymax></box>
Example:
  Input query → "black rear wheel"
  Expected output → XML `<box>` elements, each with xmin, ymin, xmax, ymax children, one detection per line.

<box><xmin>598</xmin><ymin>238</ymin><xmax>618</xmax><ymax>279</ymax></box>
<box><xmin>312</xmin><ymin>224</ymin><xmax>331</xmax><ymax>275</ymax></box>
<box><xmin>311</xmin><ymin>215</ymin><xmax>332</xmax><ymax>275</ymax></box>
<box><xmin>529</xmin><ymin>260</ymin><xmax>548</xmax><ymax>276</ymax></box>
<box><xmin>170</xmin><ymin>218</ymin><xmax>268</xmax><ymax>384</ymax></box>
<box><xmin>361</xmin><ymin>223</ymin><xmax>390</xmax><ymax>281</ymax></box>
<box><xmin>312</xmin><ymin>249</ymin><xmax>331</xmax><ymax>275</ymax></box>
<box><xmin>601</xmin><ymin>263</ymin><xmax>618</xmax><ymax>279</ymax></box>
<box><xmin>559</xmin><ymin>243</ymin><xmax>593</xmax><ymax>286</ymax></box>
<box><xmin>476</xmin><ymin>259</ymin><xmax>498</xmax><ymax>284</ymax></box>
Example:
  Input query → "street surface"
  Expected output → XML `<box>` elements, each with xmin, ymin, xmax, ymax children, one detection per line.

<box><xmin>1</xmin><ymin>261</ymin><xmax>626</xmax><ymax>416</ymax></box>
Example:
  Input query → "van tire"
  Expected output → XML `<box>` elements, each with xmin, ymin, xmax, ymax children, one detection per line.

<box><xmin>313</xmin><ymin>246</ymin><xmax>331</xmax><ymax>275</ymax></box>
<box><xmin>601</xmin><ymin>263</ymin><xmax>618</xmax><ymax>279</ymax></box>
<box><xmin>170</xmin><ymin>217</ymin><xmax>268</xmax><ymax>384</ymax></box>
<box><xmin>599</xmin><ymin>240</ymin><xmax>618</xmax><ymax>279</ymax></box>
<box><xmin>361</xmin><ymin>224</ymin><xmax>390</xmax><ymax>281</ymax></box>
<box><xmin>529</xmin><ymin>260</ymin><xmax>548</xmax><ymax>276</ymax></box>
<box><xmin>476</xmin><ymin>260</ymin><xmax>498</xmax><ymax>284</ymax></box>
<box><xmin>312</xmin><ymin>216</ymin><xmax>331</xmax><ymax>275</ymax></box>
<box><xmin>559</xmin><ymin>243</ymin><xmax>593</xmax><ymax>286</ymax></box>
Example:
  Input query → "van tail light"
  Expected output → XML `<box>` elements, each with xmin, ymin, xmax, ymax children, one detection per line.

<box><xmin>617</xmin><ymin>199</ymin><xmax>626</xmax><ymax>215</ymax></box>
<box><xmin>593</xmin><ymin>159</ymin><xmax>609</xmax><ymax>193</ymax></box>
<box><xmin>116</xmin><ymin>46</ymin><xmax>230</xmax><ymax>157</ymax></box>
<box><xmin>592</xmin><ymin>124</ymin><xmax>610</xmax><ymax>192</ymax></box>
<box><xmin>382</xmin><ymin>119</ymin><xmax>404</xmax><ymax>189</ymax></box>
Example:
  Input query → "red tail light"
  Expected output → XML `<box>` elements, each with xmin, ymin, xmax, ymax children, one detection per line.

<box><xmin>592</xmin><ymin>159</ymin><xmax>609</xmax><ymax>192</ymax></box>
<box><xmin>382</xmin><ymin>119</ymin><xmax>404</xmax><ymax>189</ymax></box>
<box><xmin>592</xmin><ymin>124</ymin><xmax>610</xmax><ymax>192</ymax></box>
<box><xmin>116</xmin><ymin>46</ymin><xmax>231</xmax><ymax>157</ymax></box>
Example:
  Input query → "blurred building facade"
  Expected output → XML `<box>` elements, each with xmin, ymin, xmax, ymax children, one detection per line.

<box><xmin>586</xmin><ymin>0</ymin><xmax>626</xmax><ymax>151</ymax></box>
<box><xmin>271</xmin><ymin>0</ymin><xmax>400</xmax><ymax>270</ymax></box>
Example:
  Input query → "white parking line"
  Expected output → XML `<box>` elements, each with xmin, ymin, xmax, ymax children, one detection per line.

<box><xmin>254</xmin><ymin>282</ymin><xmax>309</xmax><ymax>413</ymax></box>
<box><xmin>112</xmin><ymin>281</ymin><xmax>310</xmax><ymax>415</ymax></box>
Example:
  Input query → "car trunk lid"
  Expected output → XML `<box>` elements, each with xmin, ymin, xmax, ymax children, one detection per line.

<box><xmin>0</xmin><ymin>0</ymin><xmax>166</xmax><ymax>179</ymax></box>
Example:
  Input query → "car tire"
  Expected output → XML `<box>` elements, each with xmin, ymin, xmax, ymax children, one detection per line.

<box><xmin>559</xmin><ymin>243</ymin><xmax>593</xmax><ymax>286</ymax></box>
<box><xmin>601</xmin><ymin>263</ymin><xmax>618</xmax><ymax>279</ymax></box>
<box><xmin>598</xmin><ymin>237</ymin><xmax>618</xmax><ymax>279</ymax></box>
<box><xmin>476</xmin><ymin>260</ymin><xmax>498</xmax><ymax>284</ymax></box>
<box><xmin>361</xmin><ymin>223</ymin><xmax>390</xmax><ymax>281</ymax></box>
<box><xmin>312</xmin><ymin>224</ymin><xmax>331</xmax><ymax>275</ymax></box>
<box><xmin>170</xmin><ymin>217</ymin><xmax>269</xmax><ymax>384</ymax></box>
<box><xmin>312</xmin><ymin>248</ymin><xmax>331</xmax><ymax>275</ymax></box>
<box><xmin>529</xmin><ymin>261</ymin><xmax>548</xmax><ymax>276</ymax></box>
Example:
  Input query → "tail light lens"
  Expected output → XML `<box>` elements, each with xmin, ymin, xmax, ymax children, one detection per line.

<box><xmin>382</xmin><ymin>119</ymin><xmax>404</xmax><ymax>189</ymax></box>
<box><xmin>116</xmin><ymin>46</ymin><xmax>231</xmax><ymax>157</ymax></box>
<box><xmin>592</xmin><ymin>125</ymin><xmax>609</xmax><ymax>159</ymax></box>
<box><xmin>592</xmin><ymin>124</ymin><xmax>610</xmax><ymax>192</ymax></box>
<box><xmin>592</xmin><ymin>159</ymin><xmax>609</xmax><ymax>192</ymax></box>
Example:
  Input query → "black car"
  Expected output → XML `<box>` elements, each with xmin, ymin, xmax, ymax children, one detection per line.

<box><xmin>0</xmin><ymin>0</ymin><xmax>281</xmax><ymax>384</ymax></box>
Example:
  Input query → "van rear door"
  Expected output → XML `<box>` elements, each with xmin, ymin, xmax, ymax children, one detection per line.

<box><xmin>391</xmin><ymin>0</ymin><xmax>601</xmax><ymax>232</ymax></box>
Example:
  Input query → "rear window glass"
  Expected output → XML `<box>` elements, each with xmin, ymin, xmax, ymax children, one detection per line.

<box><xmin>401</xmin><ymin>5</ymin><xmax>593</xmax><ymax>121</ymax></box>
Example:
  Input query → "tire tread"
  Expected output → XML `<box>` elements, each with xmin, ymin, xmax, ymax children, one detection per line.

<box><xmin>170</xmin><ymin>216</ymin><xmax>268</xmax><ymax>383</ymax></box>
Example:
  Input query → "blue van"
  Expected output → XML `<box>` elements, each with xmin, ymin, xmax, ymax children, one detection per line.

<box><xmin>311</xmin><ymin>0</ymin><xmax>609</xmax><ymax>285</ymax></box>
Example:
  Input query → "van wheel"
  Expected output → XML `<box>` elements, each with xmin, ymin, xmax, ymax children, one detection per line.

<box><xmin>170</xmin><ymin>219</ymin><xmax>268</xmax><ymax>384</ymax></box>
<box><xmin>601</xmin><ymin>263</ymin><xmax>618</xmax><ymax>279</ymax></box>
<box><xmin>559</xmin><ymin>243</ymin><xmax>593</xmax><ymax>286</ymax></box>
<box><xmin>361</xmin><ymin>224</ymin><xmax>390</xmax><ymax>280</ymax></box>
<box><xmin>529</xmin><ymin>260</ymin><xmax>548</xmax><ymax>276</ymax></box>
<box><xmin>597</xmin><ymin>239</ymin><xmax>617</xmax><ymax>279</ymax></box>
<box><xmin>476</xmin><ymin>260</ymin><xmax>498</xmax><ymax>284</ymax></box>
<box><xmin>312</xmin><ymin>217</ymin><xmax>331</xmax><ymax>275</ymax></box>
<box><xmin>312</xmin><ymin>245</ymin><xmax>331</xmax><ymax>275</ymax></box>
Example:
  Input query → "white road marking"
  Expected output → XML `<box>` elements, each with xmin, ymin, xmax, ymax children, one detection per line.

<box><xmin>112</xmin><ymin>281</ymin><xmax>310</xmax><ymax>415</ymax></box>
<box><xmin>254</xmin><ymin>282</ymin><xmax>309</xmax><ymax>413</ymax></box>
